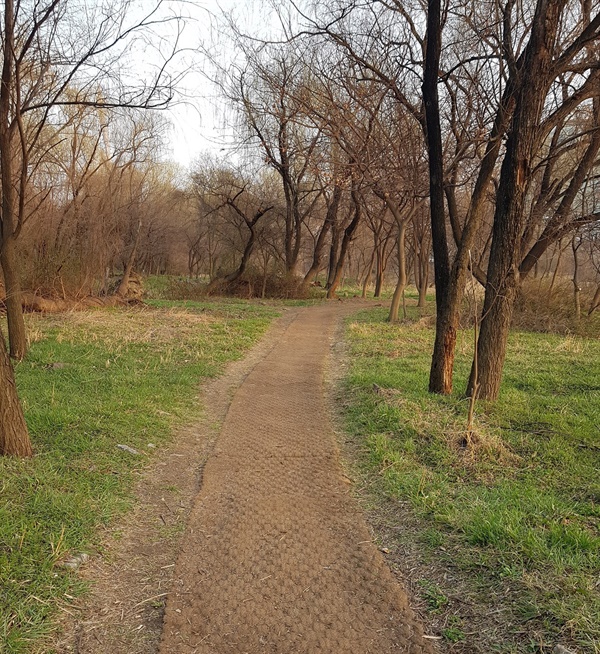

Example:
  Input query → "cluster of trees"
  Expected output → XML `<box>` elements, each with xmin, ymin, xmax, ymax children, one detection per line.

<box><xmin>195</xmin><ymin>0</ymin><xmax>600</xmax><ymax>403</ymax></box>
<box><xmin>0</xmin><ymin>0</ymin><xmax>186</xmax><ymax>456</ymax></box>
<box><xmin>2</xmin><ymin>0</ymin><xmax>600</xmax><ymax>456</ymax></box>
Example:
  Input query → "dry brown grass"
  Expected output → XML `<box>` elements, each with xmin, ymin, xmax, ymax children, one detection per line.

<box><xmin>25</xmin><ymin>307</ymin><xmax>215</xmax><ymax>352</ymax></box>
<box><xmin>512</xmin><ymin>278</ymin><xmax>600</xmax><ymax>336</ymax></box>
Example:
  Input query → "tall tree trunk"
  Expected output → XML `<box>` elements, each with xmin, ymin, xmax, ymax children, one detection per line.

<box><xmin>0</xmin><ymin>0</ymin><xmax>26</xmax><ymax>361</ymax></box>
<box><xmin>423</xmin><ymin>0</ymin><xmax>454</xmax><ymax>394</ymax></box>
<box><xmin>548</xmin><ymin>239</ymin><xmax>566</xmax><ymax>298</ymax></box>
<box><xmin>283</xmin><ymin>178</ymin><xmax>302</xmax><ymax>276</ymax></box>
<box><xmin>0</xmin><ymin>326</ymin><xmax>32</xmax><ymax>457</ymax></box>
<box><xmin>388</xmin><ymin>220</ymin><xmax>407</xmax><ymax>322</ymax></box>
<box><xmin>0</xmin><ymin>0</ymin><xmax>32</xmax><ymax>453</ymax></box>
<box><xmin>283</xmin><ymin>178</ymin><xmax>295</xmax><ymax>273</ymax></box>
<box><xmin>468</xmin><ymin>0</ymin><xmax>562</xmax><ymax>401</ymax></box>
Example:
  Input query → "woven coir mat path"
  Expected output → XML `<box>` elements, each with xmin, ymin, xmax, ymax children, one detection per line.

<box><xmin>159</xmin><ymin>302</ymin><xmax>435</xmax><ymax>654</ymax></box>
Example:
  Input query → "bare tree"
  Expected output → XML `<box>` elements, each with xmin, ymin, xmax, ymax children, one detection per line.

<box><xmin>468</xmin><ymin>3</ymin><xmax>600</xmax><ymax>400</ymax></box>
<box><xmin>0</xmin><ymin>0</ymin><xmax>182</xmax><ymax>456</ymax></box>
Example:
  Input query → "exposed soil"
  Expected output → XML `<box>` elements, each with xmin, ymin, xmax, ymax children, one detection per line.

<box><xmin>54</xmin><ymin>307</ymin><xmax>300</xmax><ymax>653</ymax></box>
<box><xmin>56</xmin><ymin>302</ymin><xmax>437</xmax><ymax>654</ymax></box>
<box><xmin>159</xmin><ymin>302</ymin><xmax>434</xmax><ymax>653</ymax></box>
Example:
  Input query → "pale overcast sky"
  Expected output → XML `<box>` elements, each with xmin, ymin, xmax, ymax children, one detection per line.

<box><xmin>163</xmin><ymin>0</ymin><xmax>268</xmax><ymax>167</ymax></box>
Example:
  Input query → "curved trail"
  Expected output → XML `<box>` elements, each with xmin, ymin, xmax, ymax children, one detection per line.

<box><xmin>159</xmin><ymin>303</ymin><xmax>434</xmax><ymax>654</ymax></box>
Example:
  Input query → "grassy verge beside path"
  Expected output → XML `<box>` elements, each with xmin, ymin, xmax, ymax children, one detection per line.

<box><xmin>1</xmin><ymin>300</ymin><xmax>278</xmax><ymax>653</ymax></box>
<box><xmin>341</xmin><ymin>304</ymin><xmax>600</xmax><ymax>653</ymax></box>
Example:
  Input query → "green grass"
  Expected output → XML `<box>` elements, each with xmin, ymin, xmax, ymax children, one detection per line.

<box><xmin>0</xmin><ymin>300</ymin><xmax>278</xmax><ymax>653</ymax></box>
<box><xmin>342</xmin><ymin>304</ymin><xmax>600</xmax><ymax>652</ymax></box>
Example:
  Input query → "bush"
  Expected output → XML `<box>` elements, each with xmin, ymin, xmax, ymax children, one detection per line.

<box><xmin>144</xmin><ymin>272</ymin><xmax>316</xmax><ymax>301</ymax></box>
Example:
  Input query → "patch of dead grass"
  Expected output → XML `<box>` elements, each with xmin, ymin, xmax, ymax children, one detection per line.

<box><xmin>26</xmin><ymin>307</ymin><xmax>216</xmax><ymax>352</ymax></box>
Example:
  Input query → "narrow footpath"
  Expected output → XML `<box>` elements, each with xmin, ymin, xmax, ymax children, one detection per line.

<box><xmin>159</xmin><ymin>303</ymin><xmax>435</xmax><ymax>654</ymax></box>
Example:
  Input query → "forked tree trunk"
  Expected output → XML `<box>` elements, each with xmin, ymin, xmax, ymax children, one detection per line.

<box><xmin>468</xmin><ymin>0</ymin><xmax>562</xmax><ymax>401</ymax></box>
<box><xmin>303</xmin><ymin>185</ymin><xmax>341</xmax><ymax>287</ymax></box>
<box><xmin>327</xmin><ymin>190</ymin><xmax>361</xmax><ymax>299</ymax></box>
<box><xmin>0</xmin><ymin>327</ymin><xmax>32</xmax><ymax>457</ymax></box>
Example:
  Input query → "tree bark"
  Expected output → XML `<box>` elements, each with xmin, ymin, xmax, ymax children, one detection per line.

<box><xmin>1</xmin><ymin>236</ymin><xmax>27</xmax><ymax>360</ymax></box>
<box><xmin>0</xmin><ymin>0</ymin><xmax>27</xmax><ymax>361</ymax></box>
<box><xmin>374</xmin><ymin>245</ymin><xmax>385</xmax><ymax>297</ymax></box>
<box><xmin>388</xmin><ymin>220</ymin><xmax>407</xmax><ymax>323</ymax></box>
<box><xmin>417</xmin><ymin>246</ymin><xmax>429</xmax><ymax>308</ymax></box>
<box><xmin>361</xmin><ymin>248</ymin><xmax>376</xmax><ymax>298</ymax></box>
<box><xmin>0</xmin><ymin>326</ymin><xmax>32</xmax><ymax>457</ymax></box>
<box><xmin>468</xmin><ymin>0</ymin><xmax>562</xmax><ymax>400</ymax></box>
<box><xmin>423</xmin><ymin>0</ymin><xmax>454</xmax><ymax>394</ymax></box>
<box><xmin>588</xmin><ymin>284</ymin><xmax>600</xmax><ymax>315</ymax></box>
<box><xmin>117</xmin><ymin>216</ymin><xmax>142</xmax><ymax>297</ymax></box>
<box><xmin>572</xmin><ymin>237</ymin><xmax>582</xmax><ymax>320</ymax></box>
<box><xmin>326</xmin><ymin>222</ymin><xmax>341</xmax><ymax>289</ymax></box>
<box><xmin>303</xmin><ymin>185</ymin><xmax>341</xmax><ymax>286</ymax></box>
<box><xmin>327</xmin><ymin>189</ymin><xmax>361</xmax><ymax>298</ymax></box>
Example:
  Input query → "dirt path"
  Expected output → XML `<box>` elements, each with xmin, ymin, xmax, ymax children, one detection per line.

<box><xmin>159</xmin><ymin>303</ymin><xmax>435</xmax><ymax>654</ymax></box>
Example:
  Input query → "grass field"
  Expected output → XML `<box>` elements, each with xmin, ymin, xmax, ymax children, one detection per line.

<box><xmin>0</xmin><ymin>301</ymin><xmax>278</xmax><ymax>653</ymax></box>
<box><xmin>341</xmin><ymin>300</ymin><xmax>600</xmax><ymax>653</ymax></box>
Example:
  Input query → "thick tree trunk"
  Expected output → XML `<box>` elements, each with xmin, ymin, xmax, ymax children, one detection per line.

<box><xmin>1</xmin><ymin>236</ymin><xmax>27</xmax><ymax>360</ymax></box>
<box><xmin>423</xmin><ymin>0</ymin><xmax>454</xmax><ymax>394</ymax></box>
<box><xmin>0</xmin><ymin>325</ymin><xmax>32</xmax><ymax>457</ymax></box>
<box><xmin>283</xmin><ymin>179</ymin><xmax>302</xmax><ymax>276</ymax></box>
<box><xmin>468</xmin><ymin>0</ymin><xmax>562</xmax><ymax>401</ymax></box>
<box><xmin>469</xmin><ymin>274</ymin><xmax>519</xmax><ymax>401</ymax></box>
<box><xmin>0</xmin><ymin>0</ymin><xmax>26</xmax><ymax>361</ymax></box>
<box><xmin>388</xmin><ymin>220</ymin><xmax>407</xmax><ymax>323</ymax></box>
